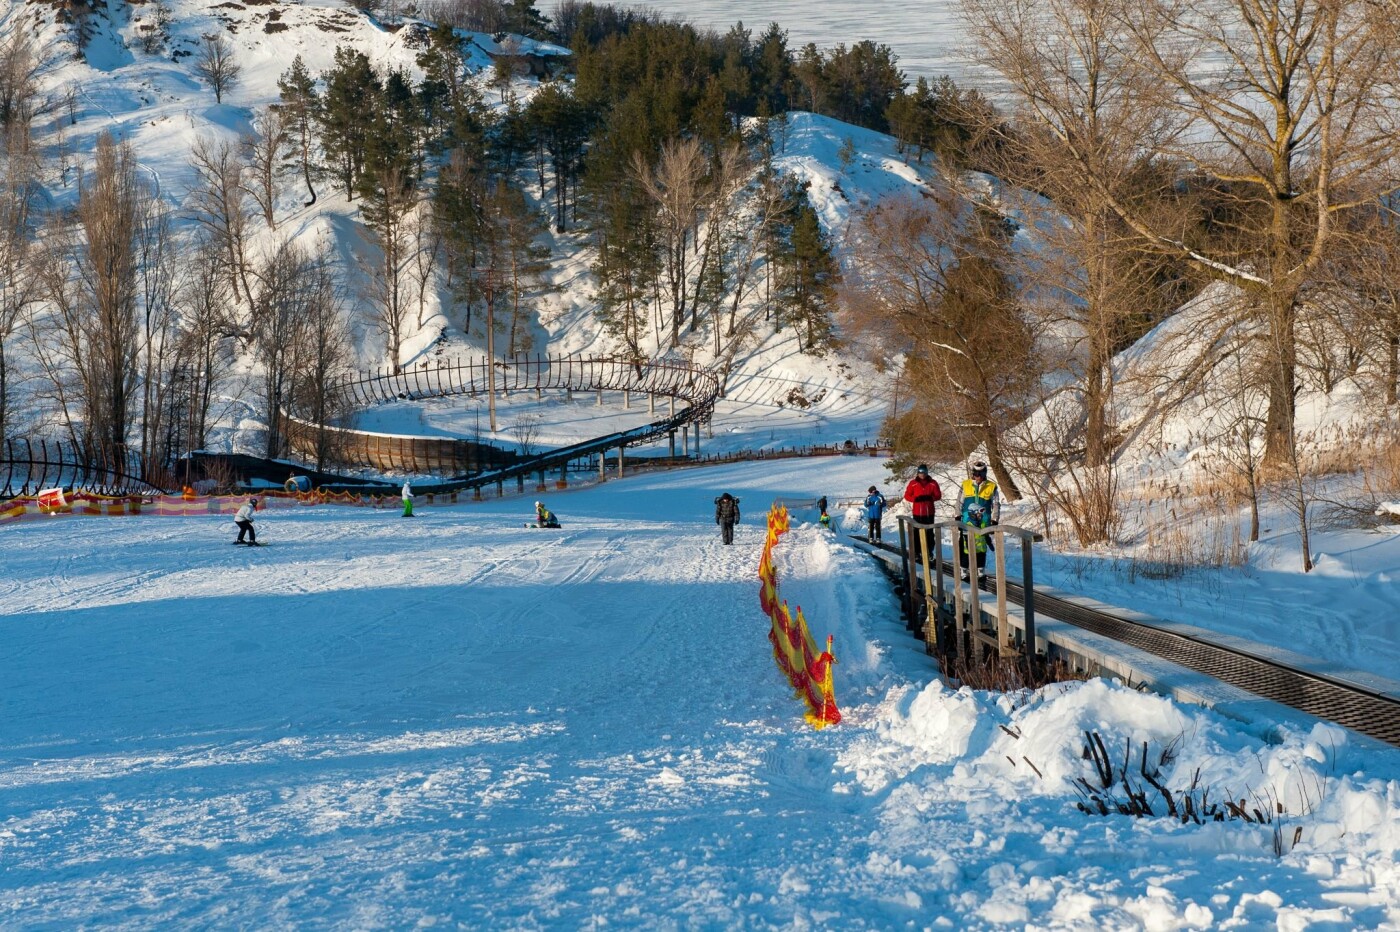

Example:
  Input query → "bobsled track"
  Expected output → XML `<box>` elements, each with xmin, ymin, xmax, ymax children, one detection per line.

<box><xmin>0</xmin><ymin>355</ymin><xmax>723</xmax><ymax>499</ymax></box>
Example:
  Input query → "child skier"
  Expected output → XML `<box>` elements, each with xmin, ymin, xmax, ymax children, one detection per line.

<box><xmin>234</xmin><ymin>497</ymin><xmax>258</xmax><ymax>545</ymax></box>
<box><xmin>402</xmin><ymin>480</ymin><xmax>414</xmax><ymax>517</ymax></box>
<box><xmin>535</xmin><ymin>501</ymin><xmax>561</xmax><ymax>528</ymax></box>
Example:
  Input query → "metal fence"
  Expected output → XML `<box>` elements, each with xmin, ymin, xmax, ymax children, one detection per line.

<box><xmin>293</xmin><ymin>354</ymin><xmax>721</xmax><ymax>476</ymax></box>
<box><xmin>0</xmin><ymin>439</ymin><xmax>169</xmax><ymax>499</ymax></box>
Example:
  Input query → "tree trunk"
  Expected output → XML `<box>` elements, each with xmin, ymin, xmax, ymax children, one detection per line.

<box><xmin>984</xmin><ymin>428</ymin><xmax>1022</xmax><ymax>502</ymax></box>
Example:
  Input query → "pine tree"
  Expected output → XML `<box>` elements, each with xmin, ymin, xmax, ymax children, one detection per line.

<box><xmin>319</xmin><ymin>47</ymin><xmax>380</xmax><ymax>199</ymax></box>
<box><xmin>773</xmin><ymin>180</ymin><xmax>839</xmax><ymax>354</ymax></box>
<box><xmin>278</xmin><ymin>55</ymin><xmax>319</xmax><ymax>206</ymax></box>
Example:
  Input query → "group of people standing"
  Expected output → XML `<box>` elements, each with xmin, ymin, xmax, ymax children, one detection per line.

<box><xmin>897</xmin><ymin>461</ymin><xmax>1000</xmax><ymax>580</ymax></box>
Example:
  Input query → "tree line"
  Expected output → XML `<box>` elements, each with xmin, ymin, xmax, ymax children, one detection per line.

<box><xmin>845</xmin><ymin>0</ymin><xmax>1400</xmax><ymax>571</ymax></box>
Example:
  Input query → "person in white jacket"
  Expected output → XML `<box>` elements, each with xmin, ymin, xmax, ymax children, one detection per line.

<box><xmin>401</xmin><ymin>481</ymin><xmax>414</xmax><ymax>517</ymax></box>
<box><xmin>234</xmin><ymin>498</ymin><xmax>258</xmax><ymax>544</ymax></box>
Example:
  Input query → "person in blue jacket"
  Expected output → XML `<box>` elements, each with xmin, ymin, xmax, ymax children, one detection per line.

<box><xmin>863</xmin><ymin>485</ymin><xmax>887</xmax><ymax>542</ymax></box>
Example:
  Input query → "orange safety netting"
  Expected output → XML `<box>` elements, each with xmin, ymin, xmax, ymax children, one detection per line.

<box><xmin>757</xmin><ymin>503</ymin><xmax>840</xmax><ymax>729</ymax></box>
<box><xmin>0</xmin><ymin>489</ymin><xmax>415</xmax><ymax>525</ymax></box>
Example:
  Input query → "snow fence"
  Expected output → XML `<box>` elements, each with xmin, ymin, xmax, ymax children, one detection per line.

<box><xmin>0</xmin><ymin>489</ymin><xmax>410</xmax><ymax>525</ymax></box>
<box><xmin>758</xmin><ymin>503</ymin><xmax>841</xmax><ymax>729</ymax></box>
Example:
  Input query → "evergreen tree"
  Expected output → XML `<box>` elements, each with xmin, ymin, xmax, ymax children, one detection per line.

<box><xmin>773</xmin><ymin>180</ymin><xmax>839</xmax><ymax>354</ymax></box>
<box><xmin>526</xmin><ymin>82</ymin><xmax>590</xmax><ymax>231</ymax></box>
<box><xmin>319</xmin><ymin>46</ymin><xmax>380</xmax><ymax>199</ymax></box>
<box><xmin>277</xmin><ymin>55</ymin><xmax>319</xmax><ymax>206</ymax></box>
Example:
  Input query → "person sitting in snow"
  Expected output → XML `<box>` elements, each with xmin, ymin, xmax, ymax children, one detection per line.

<box><xmin>535</xmin><ymin>501</ymin><xmax>560</xmax><ymax>528</ymax></box>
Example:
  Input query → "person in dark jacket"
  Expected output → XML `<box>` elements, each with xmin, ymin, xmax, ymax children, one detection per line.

<box><xmin>714</xmin><ymin>492</ymin><xmax>740</xmax><ymax>544</ymax></box>
<box><xmin>863</xmin><ymin>486</ymin><xmax>887</xmax><ymax>542</ymax></box>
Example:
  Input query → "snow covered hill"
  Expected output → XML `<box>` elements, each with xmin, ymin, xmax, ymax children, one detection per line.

<box><xmin>8</xmin><ymin>0</ymin><xmax>907</xmax><ymax>453</ymax></box>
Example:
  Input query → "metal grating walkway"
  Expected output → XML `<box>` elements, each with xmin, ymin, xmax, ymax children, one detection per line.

<box><xmin>1011</xmin><ymin>583</ymin><xmax>1400</xmax><ymax>748</ymax></box>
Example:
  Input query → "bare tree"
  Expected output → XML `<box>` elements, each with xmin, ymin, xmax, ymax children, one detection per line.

<box><xmin>633</xmin><ymin>137</ymin><xmax>711</xmax><ymax>348</ymax></box>
<box><xmin>1203</xmin><ymin>331</ymin><xmax>1269</xmax><ymax>542</ymax></box>
<box><xmin>248</xmin><ymin>240</ymin><xmax>314</xmax><ymax>459</ymax></box>
<box><xmin>360</xmin><ymin>164</ymin><xmax>417</xmax><ymax>374</ymax></box>
<box><xmin>37</xmin><ymin>133</ymin><xmax>145</xmax><ymax>452</ymax></box>
<box><xmin>849</xmin><ymin>193</ymin><xmax>1034</xmax><ymax>501</ymax></box>
<box><xmin>0</xmin><ymin>130</ymin><xmax>38</xmax><ymax>443</ymax></box>
<box><xmin>194</xmin><ymin>34</ymin><xmax>241</xmax><ymax>105</ymax></box>
<box><xmin>188</xmin><ymin>136</ymin><xmax>256</xmax><ymax>307</ymax></box>
<box><xmin>242</xmin><ymin>105</ymin><xmax>288</xmax><ymax>230</ymax></box>
<box><xmin>963</xmin><ymin>0</ymin><xmax>1400</xmax><ymax>473</ymax></box>
<box><xmin>135</xmin><ymin>193</ymin><xmax>180</xmax><ymax>473</ymax></box>
<box><xmin>290</xmin><ymin>255</ymin><xmax>352</xmax><ymax>470</ymax></box>
<box><xmin>408</xmin><ymin>198</ymin><xmax>442</xmax><ymax>330</ymax></box>
<box><xmin>170</xmin><ymin>234</ymin><xmax>236</xmax><ymax>456</ymax></box>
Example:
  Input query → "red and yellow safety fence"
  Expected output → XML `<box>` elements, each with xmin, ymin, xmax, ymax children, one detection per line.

<box><xmin>758</xmin><ymin>503</ymin><xmax>840</xmax><ymax>729</ymax></box>
<box><xmin>0</xmin><ymin>488</ymin><xmax>420</xmax><ymax>526</ymax></box>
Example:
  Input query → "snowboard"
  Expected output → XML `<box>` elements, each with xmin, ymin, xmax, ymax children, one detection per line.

<box><xmin>523</xmin><ymin>524</ymin><xmax>563</xmax><ymax>529</ymax></box>
<box><xmin>232</xmin><ymin>540</ymin><xmax>268</xmax><ymax>546</ymax></box>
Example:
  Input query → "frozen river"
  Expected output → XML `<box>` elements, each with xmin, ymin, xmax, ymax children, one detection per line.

<box><xmin>606</xmin><ymin>0</ymin><xmax>998</xmax><ymax>89</ymax></box>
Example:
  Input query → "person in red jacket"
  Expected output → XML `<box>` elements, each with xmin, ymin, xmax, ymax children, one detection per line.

<box><xmin>903</xmin><ymin>464</ymin><xmax>942</xmax><ymax>559</ymax></box>
<box><xmin>903</xmin><ymin>463</ymin><xmax>942</xmax><ymax>526</ymax></box>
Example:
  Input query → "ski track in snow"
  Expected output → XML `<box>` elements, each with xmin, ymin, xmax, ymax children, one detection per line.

<box><xmin>3</xmin><ymin>460</ymin><xmax>1399</xmax><ymax>928</ymax></box>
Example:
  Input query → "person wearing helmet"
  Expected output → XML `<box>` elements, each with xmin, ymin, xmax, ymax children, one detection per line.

<box><xmin>958</xmin><ymin>461</ymin><xmax>999</xmax><ymax>581</ymax></box>
<box><xmin>233</xmin><ymin>497</ymin><xmax>258</xmax><ymax>545</ymax></box>
<box><xmin>535</xmin><ymin>501</ymin><xmax>560</xmax><ymax>528</ymax></box>
<box><xmin>863</xmin><ymin>485</ymin><xmax>888</xmax><ymax>542</ymax></box>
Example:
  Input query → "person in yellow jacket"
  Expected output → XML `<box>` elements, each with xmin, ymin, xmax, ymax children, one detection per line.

<box><xmin>958</xmin><ymin>461</ymin><xmax>999</xmax><ymax>581</ymax></box>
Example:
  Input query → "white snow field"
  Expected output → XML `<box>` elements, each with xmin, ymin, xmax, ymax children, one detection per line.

<box><xmin>4</xmin><ymin>458</ymin><xmax>1399</xmax><ymax>928</ymax></box>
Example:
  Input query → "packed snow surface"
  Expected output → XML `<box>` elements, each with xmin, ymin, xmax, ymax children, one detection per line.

<box><xmin>3</xmin><ymin>458</ymin><xmax>1399</xmax><ymax>928</ymax></box>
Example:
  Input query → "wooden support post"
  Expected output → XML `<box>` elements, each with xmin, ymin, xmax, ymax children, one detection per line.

<box><xmin>668</xmin><ymin>431</ymin><xmax>676</xmax><ymax>457</ymax></box>
<box><xmin>597</xmin><ymin>388</ymin><xmax>603</xmax><ymax>406</ymax></box>
<box><xmin>517</xmin><ymin>474</ymin><xmax>525</xmax><ymax>493</ymax></box>
<box><xmin>598</xmin><ymin>452</ymin><xmax>606</xmax><ymax>481</ymax></box>
<box><xmin>557</xmin><ymin>463</ymin><xmax>568</xmax><ymax>489</ymax></box>
<box><xmin>536</xmin><ymin>470</ymin><xmax>546</xmax><ymax>492</ymax></box>
<box><xmin>918</xmin><ymin>526</ymin><xmax>935</xmax><ymax>654</ymax></box>
<box><xmin>952</xmin><ymin>528</ymin><xmax>965</xmax><ymax>658</ymax></box>
<box><xmin>995</xmin><ymin>530</ymin><xmax>1009</xmax><ymax>655</ymax></box>
<box><xmin>900</xmin><ymin>519</ymin><xmax>917</xmax><ymax>633</ymax></box>
<box><xmin>933</xmin><ymin>525</ymin><xmax>946</xmax><ymax>615</ymax></box>
<box><xmin>649</xmin><ymin>394</ymin><xmax>655</xmax><ymax>415</ymax></box>
<box><xmin>617</xmin><ymin>445</ymin><xmax>624</xmax><ymax>478</ymax></box>
<box><xmin>623</xmin><ymin>390</ymin><xmax>630</xmax><ymax>409</ymax></box>
<box><xmin>965</xmin><ymin>526</ymin><xmax>981</xmax><ymax>657</ymax></box>
<box><xmin>496</xmin><ymin>480</ymin><xmax>503</xmax><ymax>498</ymax></box>
<box><xmin>1022</xmin><ymin>534</ymin><xmax>1036</xmax><ymax>659</ymax></box>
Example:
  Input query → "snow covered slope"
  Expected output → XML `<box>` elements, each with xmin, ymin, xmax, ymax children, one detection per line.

<box><xmin>2</xmin><ymin>457</ymin><xmax>1398</xmax><ymax>927</ymax></box>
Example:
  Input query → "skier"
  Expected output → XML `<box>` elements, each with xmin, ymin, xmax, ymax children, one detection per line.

<box><xmin>401</xmin><ymin>480</ymin><xmax>414</xmax><ymax>517</ymax></box>
<box><xmin>714</xmin><ymin>492</ymin><xmax>740</xmax><ymax>545</ymax></box>
<box><xmin>233</xmin><ymin>497</ymin><xmax>258</xmax><ymax>545</ymax></box>
<box><xmin>535</xmin><ymin>501</ymin><xmax>561</xmax><ymax>528</ymax></box>
<box><xmin>863</xmin><ymin>485</ymin><xmax>887</xmax><ymax>542</ymax></box>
